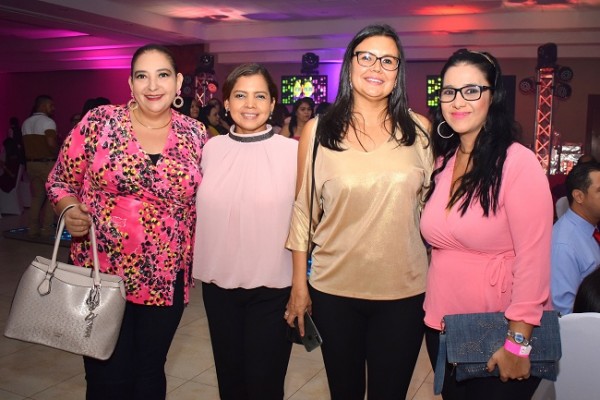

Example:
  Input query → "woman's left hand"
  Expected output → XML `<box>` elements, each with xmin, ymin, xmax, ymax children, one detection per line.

<box><xmin>486</xmin><ymin>347</ymin><xmax>531</xmax><ymax>382</ymax></box>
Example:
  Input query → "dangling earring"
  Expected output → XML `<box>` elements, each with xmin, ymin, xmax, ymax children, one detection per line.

<box><xmin>224</xmin><ymin>108</ymin><xmax>228</xmax><ymax>118</ymax></box>
<box><xmin>128</xmin><ymin>92</ymin><xmax>138</xmax><ymax>111</ymax></box>
<box><xmin>269</xmin><ymin>111</ymin><xmax>273</xmax><ymax>120</ymax></box>
<box><xmin>437</xmin><ymin>121</ymin><xmax>454</xmax><ymax>139</ymax></box>
<box><xmin>172</xmin><ymin>90</ymin><xmax>184</xmax><ymax>108</ymax></box>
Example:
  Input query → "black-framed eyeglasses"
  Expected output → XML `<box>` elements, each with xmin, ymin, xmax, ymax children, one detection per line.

<box><xmin>354</xmin><ymin>51</ymin><xmax>400</xmax><ymax>71</ymax></box>
<box><xmin>439</xmin><ymin>85</ymin><xmax>494</xmax><ymax>103</ymax></box>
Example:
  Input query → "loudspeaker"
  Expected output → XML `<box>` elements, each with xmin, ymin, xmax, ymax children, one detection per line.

<box><xmin>557</xmin><ymin>66</ymin><xmax>574</xmax><ymax>82</ymax></box>
<box><xmin>519</xmin><ymin>77</ymin><xmax>536</xmax><ymax>94</ymax></box>
<box><xmin>537</xmin><ymin>43</ymin><xmax>557</xmax><ymax>69</ymax></box>
<box><xmin>554</xmin><ymin>82</ymin><xmax>572</xmax><ymax>100</ymax></box>
<box><xmin>196</xmin><ymin>54</ymin><xmax>214</xmax><ymax>74</ymax></box>
<box><xmin>502</xmin><ymin>75</ymin><xmax>516</xmax><ymax>120</ymax></box>
<box><xmin>181</xmin><ymin>74</ymin><xmax>194</xmax><ymax>97</ymax></box>
<box><xmin>301</xmin><ymin>52</ymin><xmax>319</xmax><ymax>73</ymax></box>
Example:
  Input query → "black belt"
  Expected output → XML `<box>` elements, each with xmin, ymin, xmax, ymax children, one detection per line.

<box><xmin>27</xmin><ymin>158</ymin><xmax>56</xmax><ymax>162</ymax></box>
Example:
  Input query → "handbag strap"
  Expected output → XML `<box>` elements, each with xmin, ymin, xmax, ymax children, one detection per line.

<box><xmin>39</xmin><ymin>204</ymin><xmax>101</xmax><ymax>295</ymax></box>
<box><xmin>433</xmin><ymin>329</ymin><xmax>448</xmax><ymax>395</ymax></box>
<box><xmin>307</xmin><ymin>117</ymin><xmax>320</xmax><ymax>264</ymax></box>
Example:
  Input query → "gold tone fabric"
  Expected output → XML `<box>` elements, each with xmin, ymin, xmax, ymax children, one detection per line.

<box><xmin>287</xmin><ymin>121</ymin><xmax>433</xmax><ymax>300</ymax></box>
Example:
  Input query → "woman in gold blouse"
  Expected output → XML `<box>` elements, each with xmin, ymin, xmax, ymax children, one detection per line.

<box><xmin>285</xmin><ymin>24</ymin><xmax>432</xmax><ymax>400</ymax></box>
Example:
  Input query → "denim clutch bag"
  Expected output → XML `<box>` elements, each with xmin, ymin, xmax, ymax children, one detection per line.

<box><xmin>433</xmin><ymin>311</ymin><xmax>561</xmax><ymax>395</ymax></box>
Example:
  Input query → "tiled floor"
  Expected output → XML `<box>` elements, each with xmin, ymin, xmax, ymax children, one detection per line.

<box><xmin>0</xmin><ymin>211</ymin><xmax>441</xmax><ymax>400</ymax></box>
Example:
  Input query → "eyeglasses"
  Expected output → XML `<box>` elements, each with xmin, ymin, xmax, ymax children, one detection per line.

<box><xmin>354</xmin><ymin>51</ymin><xmax>400</xmax><ymax>71</ymax></box>
<box><xmin>439</xmin><ymin>85</ymin><xmax>493</xmax><ymax>103</ymax></box>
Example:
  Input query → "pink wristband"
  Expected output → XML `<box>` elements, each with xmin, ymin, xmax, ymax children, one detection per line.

<box><xmin>504</xmin><ymin>338</ymin><xmax>531</xmax><ymax>358</ymax></box>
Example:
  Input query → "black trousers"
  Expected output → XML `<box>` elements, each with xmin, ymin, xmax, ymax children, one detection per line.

<box><xmin>84</xmin><ymin>270</ymin><xmax>185</xmax><ymax>400</ymax></box>
<box><xmin>309</xmin><ymin>284</ymin><xmax>425</xmax><ymax>400</ymax></box>
<box><xmin>425</xmin><ymin>327</ymin><xmax>541</xmax><ymax>400</ymax></box>
<box><xmin>202</xmin><ymin>282</ymin><xmax>293</xmax><ymax>400</ymax></box>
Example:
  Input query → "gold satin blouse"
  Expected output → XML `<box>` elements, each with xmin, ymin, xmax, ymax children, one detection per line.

<box><xmin>286</xmin><ymin>121</ymin><xmax>433</xmax><ymax>300</ymax></box>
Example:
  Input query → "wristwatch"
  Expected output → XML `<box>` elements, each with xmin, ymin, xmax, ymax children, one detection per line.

<box><xmin>506</xmin><ymin>330</ymin><xmax>531</xmax><ymax>346</ymax></box>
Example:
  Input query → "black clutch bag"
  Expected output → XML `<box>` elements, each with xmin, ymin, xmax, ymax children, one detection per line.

<box><xmin>433</xmin><ymin>311</ymin><xmax>562</xmax><ymax>395</ymax></box>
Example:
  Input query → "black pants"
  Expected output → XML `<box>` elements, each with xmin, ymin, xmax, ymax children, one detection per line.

<box><xmin>84</xmin><ymin>270</ymin><xmax>185</xmax><ymax>400</ymax></box>
<box><xmin>202</xmin><ymin>282</ymin><xmax>293</xmax><ymax>400</ymax></box>
<box><xmin>425</xmin><ymin>327</ymin><xmax>541</xmax><ymax>400</ymax></box>
<box><xmin>309</xmin><ymin>284</ymin><xmax>425</xmax><ymax>400</ymax></box>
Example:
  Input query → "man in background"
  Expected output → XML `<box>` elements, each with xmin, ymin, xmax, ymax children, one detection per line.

<box><xmin>21</xmin><ymin>95</ymin><xmax>58</xmax><ymax>237</ymax></box>
<box><xmin>551</xmin><ymin>159</ymin><xmax>600</xmax><ymax>314</ymax></box>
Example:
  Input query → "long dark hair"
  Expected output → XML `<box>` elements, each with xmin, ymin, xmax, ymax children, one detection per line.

<box><xmin>317</xmin><ymin>24</ymin><xmax>421</xmax><ymax>150</ymax></box>
<box><xmin>425</xmin><ymin>49</ymin><xmax>520</xmax><ymax>216</ymax></box>
<box><xmin>289</xmin><ymin>97</ymin><xmax>315</xmax><ymax>137</ymax></box>
<box><xmin>199</xmin><ymin>104</ymin><xmax>219</xmax><ymax>128</ymax></box>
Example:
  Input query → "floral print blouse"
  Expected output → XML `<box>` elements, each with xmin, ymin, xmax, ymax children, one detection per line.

<box><xmin>47</xmin><ymin>105</ymin><xmax>206</xmax><ymax>306</ymax></box>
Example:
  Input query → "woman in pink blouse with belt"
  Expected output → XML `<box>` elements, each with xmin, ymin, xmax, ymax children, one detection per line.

<box><xmin>420</xmin><ymin>49</ymin><xmax>553</xmax><ymax>399</ymax></box>
<box><xmin>46</xmin><ymin>44</ymin><xmax>206</xmax><ymax>400</ymax></box>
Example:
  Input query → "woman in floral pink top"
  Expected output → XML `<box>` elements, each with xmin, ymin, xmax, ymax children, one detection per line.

<box><xmin>46</xmin><ymin>44</ymin><xmax>206</xmax><ymax>400</ymax></box>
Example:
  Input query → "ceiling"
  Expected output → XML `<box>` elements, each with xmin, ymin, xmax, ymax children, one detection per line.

<box><xmin>1</xmin><ymin>0</ymin><xmax>600</xmax><ymax>73</ymax></box>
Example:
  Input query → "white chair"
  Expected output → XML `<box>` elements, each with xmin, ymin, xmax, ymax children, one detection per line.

<box><xmin>555</xmin><ymin>196</ymin><xmax>569</xmax><ymax>219</ymax></box>
<box><xmin>555</xmin><ymin>313</ymin><xmax>600</xmax><ymax>399</ymax></box>
<box><xmin>532</xmin><ymin>378</ymin><xmax>555</xmax><ymax>400</ymax></box>
<box><xmin>0</xmin><ymin>164</ymin><xmax>25</xmax><ymax>215</ymax></box>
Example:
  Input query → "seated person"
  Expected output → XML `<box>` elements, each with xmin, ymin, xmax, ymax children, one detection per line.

<box><xmin>552</xmin><ymin>160</ymin><xmax>600</xmax><ymax>314</ymax></box>
<box><xmin>573</xmin><ymin>266</ymin><xmax>600</xmax><ymax>313</ymax></box>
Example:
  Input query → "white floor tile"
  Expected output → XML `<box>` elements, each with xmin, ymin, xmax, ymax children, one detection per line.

<box><xmin>0</xmin><ymin>212</ymin><xmax>437</xmax><ymax>399</ymax></box>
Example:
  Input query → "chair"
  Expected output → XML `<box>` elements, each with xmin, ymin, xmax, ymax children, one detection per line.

<box><xmin>554</xmin><ymin>313</ymin><xmax>600</xmax><ymax>399</ymax></box>
<box><xmin>0</xmin><ymin>164</ymin><xmax>25</xmax><ymax>215</ymax></box>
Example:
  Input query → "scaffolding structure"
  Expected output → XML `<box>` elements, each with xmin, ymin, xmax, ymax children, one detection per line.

<box><xmin>533</xmin><ymin>67</ymin><xmax>556</xmax><ymax>174</ymax></box>
<box><xmin>195</xmin><ymin>72</ymin><xmax>217</xmax><ymax>106</ymax></box>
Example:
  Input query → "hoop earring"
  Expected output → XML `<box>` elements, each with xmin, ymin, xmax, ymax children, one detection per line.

<box><xmin>127</xmin><ymin>93</ymin><xmax>138</xmax><ymax>111</ymax></box>
<box><xmin>437</xmin><ymin>121</ymin><xmax>454</xmax><ymax>139</ymax></box>
<box><xmin>436</xmin><ymin>121</ymin><xmax>454</xmax><ymax>139</ymax></box>
<box><xmin>172</xmin><ymin>90</ymin><xmax>184</xmax><ymax>108</ymax></box>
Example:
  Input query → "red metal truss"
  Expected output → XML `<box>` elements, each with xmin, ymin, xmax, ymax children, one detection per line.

<box><xmin>533</xmin><ymin>67</ymin><xmax>555</xmax><ymax>174</ymax></box>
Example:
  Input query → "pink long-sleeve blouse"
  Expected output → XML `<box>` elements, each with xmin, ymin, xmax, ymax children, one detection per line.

<box><xmin>421</xmin><ymin>143</ymin><xmax>553</xmax><ymax>330</ymax></box>
<box><xmin>46</xmin><ymin>105</ymin><xmax>206</xmax><ymax>306</ymax></box>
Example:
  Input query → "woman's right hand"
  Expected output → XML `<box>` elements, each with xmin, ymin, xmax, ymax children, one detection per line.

<box><xmin>285</xmin><ymin>281</ymin><xmax>312</xmax><ymax>336</ymax></box>
<box><xmin>62</xmin><ymin>203</ymin><xmax>91</xmax><ymax>237</ymax></box>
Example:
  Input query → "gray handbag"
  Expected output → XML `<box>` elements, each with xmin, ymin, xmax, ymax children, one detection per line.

<box><xmin>4</xmin><ymin>207</ymin><xmax>127</xmax><ymax>360</ymax></box>
<box><xmin>433</xmin><ymin>311</ymin><xmax>562</xmax><ymax>395</ymax></box>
